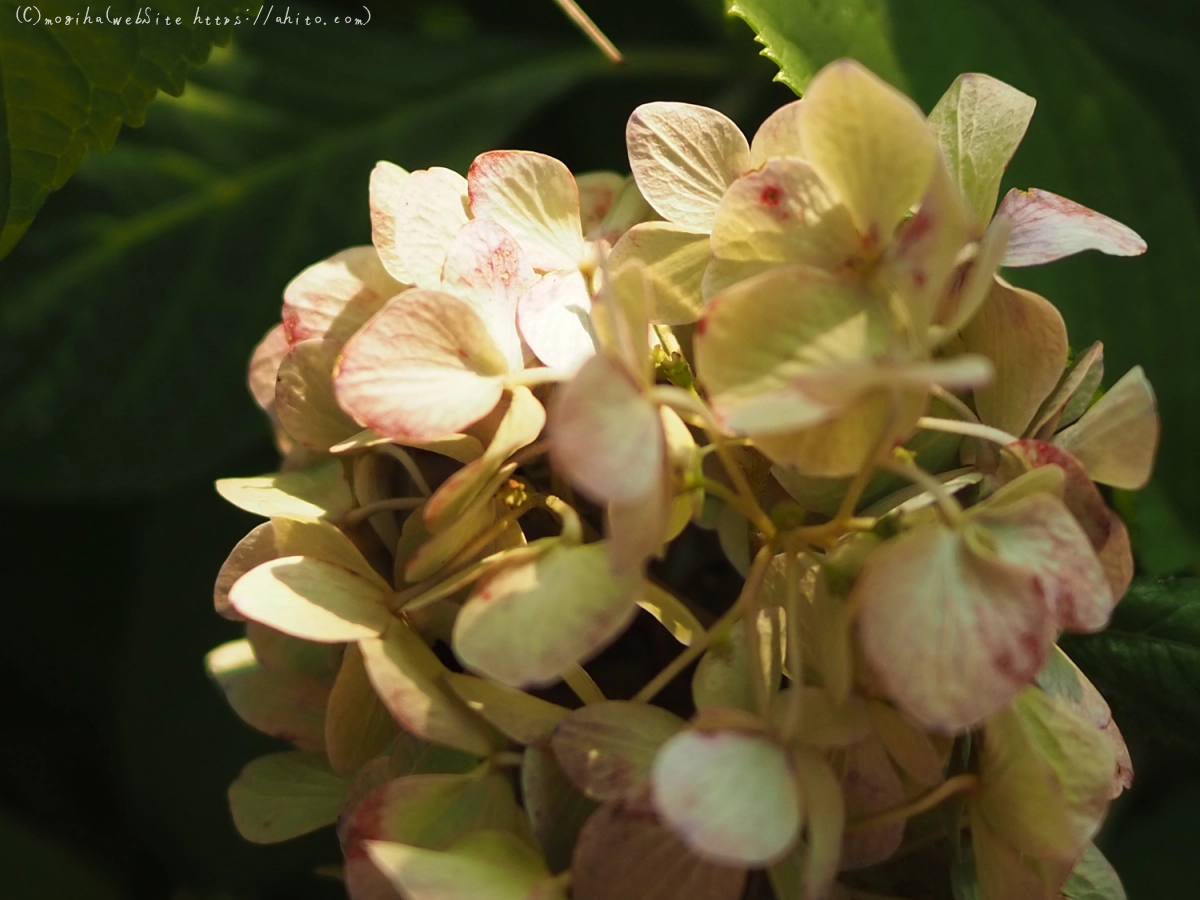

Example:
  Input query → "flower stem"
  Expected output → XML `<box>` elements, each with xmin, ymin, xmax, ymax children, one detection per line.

<box><xmin>341</xmin><ymin>496</ymin><xmax>424</xmax><ymax>525</ymax></box>
<box><xmin>377</xmin><ymin>444</ymin><xmax>432</xmax><ymax>497</ymax></box>
<box><xmin>878</xmin><ymin>458</ymin><xmax>965</xmax><ymax>527</ymax></box>
<box><xmin>552</xmin><ymin>0</ymin><xmax>624</xmax><ymax>63</ymax></box>
<box><xmin>917</xmin><ymin>416</ymin><xmax>1017</xmax><ymax>447</ymax></box>
<box><xmin>633</xmin><ymin>543</ymin><xmax>775</xmax><ymax>703</ymax></box>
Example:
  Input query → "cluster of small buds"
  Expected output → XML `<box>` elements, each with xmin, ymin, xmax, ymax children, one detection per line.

<box><xmin>209</xmin><ymin>59</ymin><xmax>1157</xmax><ymax>900</ymax></box>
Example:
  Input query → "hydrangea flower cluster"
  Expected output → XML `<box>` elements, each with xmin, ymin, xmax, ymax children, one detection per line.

<box><xmin>209</xmin><ymin>60</ymin><xmax>1157</xmax><ymax>900</ymax></box>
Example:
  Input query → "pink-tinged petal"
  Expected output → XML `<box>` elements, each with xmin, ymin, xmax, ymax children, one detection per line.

<box><xmin>440</xmin><ymin>219</ymin><xmax>535</xmax><ymax>371</ymax></box>
<box><xmin>606</xmin><ymin>470</ymin><xmax>673</xmax><ymax>577</ymax></box>
<box><xmin>249</xmin><ymin>323</ymin><xmax>289</xmax><ymax>413</ymax></box>
<box><xmin>749</xmin><ymin>99</ymin><xmax>804</xmax><ymax>166</ymax></box>
<box><xmin>517</xmin><ymin>270</ymin><xmax>597</xmax><ymax>371</ymax></box>
<box><xmin>710</xmin><ymin>158</ymin><xmax>860</xmax><ymax>271</ymax></box>
<box><xmin>961</xmin><ymin>278</ymin><xmax>1068</xmax><ymax>436</ymax></box>
<box><xmin>549</xmin><ymin>354</ymin><xmax>664</xmax><ymax>505</ymax></box>
<box><xmin>927</xmin><ymin>74</ymin><xmax>1036</xmax><ymax>225</ymax></box>
<box><xmin>839</xmin><ymin>734</ymin><xmax>905</xmax><ymax>870</ymax></box>
<box><xmin>652</xmin><ymin>730</ymin><xmax>802</xmax><ymax>867</ymax></box>
<box><xmin>627</xmin><ymin>102</ymin><xmax>750</xmax><ymax>232</ymax></box>
<box><xmin>1002</xmin><ymin>441</ymin><xmax>1133</xmax><ymax>609</ymax></box>
<box><xmin>855</xmin><ymin>522</ymin><xmax>1056</xmax><ymax>732</ymax></box>
<box><xmin>881</xmin><ymin>158</ymin><xmax>971</xmax><ymax>337</ymax></box>
<box><xmin>932</xmin><ymin>216</ymin><xmax>1011</xmax><ymax>340</ymax></box>
<box><xmin>468</xmin><ymin>150</ymin><xmax>584</xmax><ymax>272</ymax></box>
<box><xmin>335</xmin><ymin>290</ymin><xmax>509</xmax><ymax>443</ymax></box>
<box><xmin>1053</xmin><ymin>366</ymin><xmax>1159</xmax><ymax>490</ymax></box>
<box><xmin>998</xmin><ymin>188</ymin><xmax>1147</xmax><ymax>266</ymax></box>
<box><xmin>972</xmin><ymin>491</ymin><xmax>1114</xmax><ymax>634</ymax></box>
<box><xmin>799</xmin><ymin>60</ymin><xmax>937</xmax><ymax>249</ymax></box>
<box><xmin>282</xmin><ymin>246</ymin><xmax>404</xmax><ymax>346</ymax></box>
<box><xmin>275</xmin><ymin>339</ymin><xmax>361</xmax><ymax>452</ymax></box>
<box><xmin>575</xmin><ymin>172</ymin><xmax>628</xmax><ymax>236</ymax></box>
<box><xmin>372</xmin><ymin>165</ymin><xmax>468</xmax><ymax>288</ymax></box>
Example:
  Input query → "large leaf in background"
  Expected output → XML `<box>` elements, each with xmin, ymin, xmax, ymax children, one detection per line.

<box><xmin>0</xmin><ymin>0</ymin><xmax>237</xmax><ymax>256</ymax></box>
<box><xmin>0</xmin><ymin>26</ymin><xmax>599</xmax><ymax>497</ymax></box>
<box><xmin>1060</xmin><ymin>578</ymin><xmax>1200</xmax><ymax>749</ymax></box>
<box><xmin>725</xmin><ymin>0</ymin><xmax>1200</xmax><ymax>532</ymax></box>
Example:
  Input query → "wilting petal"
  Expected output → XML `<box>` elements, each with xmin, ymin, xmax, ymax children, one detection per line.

<box><xmin>275</xmin><ymin>339</ymin><xmax>361</xmax><ymax>452</ymax></box>
<box><xmin>1028</xmin><ymin>342</ymin><xmax>1105</xmax><ymax>439</ymax></box>
<box><xmin>696</xmin><ymin>264</ymin><xmax>888</xmax><ymax>428</ymax></box>
<box><xmin>282</xmin><ymin>246</ymin><xmax>404</xmax><ymax>345</ymax></box>
<box><xmin>572</xmin><ymin>801</ymin><xmax>746</xmax><ymax>900</ymax></box>
<box><xmin>440</xmin><ymin>220</ymin><xmax>536</xmax><ymax>371</ymax></box>
<box><xmin>468</xmin><ymin>150</ymin><xmax>585</xmax><ymax>272</ymax></box>
<box><xmin>335</xmin><ymin>290</ymin><xmax>509</xmax><ymax>443</ymax></box>
<box><xmin>229</xmin><ymin>751</ymin><xmax>350</xmax><ymax>843</ymax></box>
<box><xmin>961</xmin><ymin>278</ymin><xmax>1068</xmax><ymax>435</ymax></box>
<box><xmin>366</xmin><ymin>832</ymin><xmax>560</xmax><ymax>900</ymax></box>
<box><xmin>998</xmin><ymin>188</ymin><xmax>1146</xmax><ymax>266</ymax></box>
<box><xmin>1001</xmin><ymin>441</ymin><xmax>1133</xmax><ymax>608</ymax></box>
<box><xmin>249</xmin><ymin>323</ymin><xmax>289</xmax><ymax>413</ymax></box>
<box><xmin>854</xmin><ymin>521</ymin><xmax>1056</xmax><ymax>732</ymax></box>
<box><xmin>575</xmin><ymin>171</ymin><xmax>628</xmax><ymax>236</ymax></box>
<box><xmin>927</xmin><ymin>74</ymin><xmax>1036</xmax><ymax>225</ymax></box>
<box><xmin>552</xmin><ymin>701</ymin><xmax>685</xmax><ymax>802</ymax></box>
<box><xmin>974</xmin><ymin>687</ymin><xmax>1116</xmax><ymax>868</ymax></box>
<box><xmin>972</xmin><ymin>491</ymin><xmax>1114</xmax><ymax>634</ymax></box>
<box><xmin>652</xmin><ymin>730</ymin><xmax>801</xmax><ymax>866</ymax></box>
<box><xmin>608</xmin><ymin>222</ymin><xmax>709</xmax><ymax>325</ymax></box>
<box><xmin>749</xmin><ymin>99</ymin><xmax>804</xmax><ymax>165</ymax></box>
<box><xmin>1053</xmin><ymin>366</ymin><xmax>1159</xmax><ymax>490</ymax></box>
<box><xmin>453</xmin><ymin>542</ymin><xmax>641</xmax><ymax>687</ymax></box>
<box><xmin>359</xmin><ymin>621</ymin><xmax>500</xmax><ymax>756</ymax></box>
<box><xmin>517</xmin><ymin>270</ymin><xmax>596</xmax><ymax>370</ymax></box>
<box><xmin>627</xmin><ymin>102</ymin><xmax>750</xmax><ymax>232</ymax></box>
<box><xmin>372</xmin><ymin>165</ymin><xmax>468</xmax><ymax>288</ymax></box>
<box><xmin>230</xmin><ymin>556</ymin><xmax>392</xmax><ymax>643</ymax></box>
<box><xmin>800</xmin><ymin>60</ymin><xmax>937</xmax><ymax>250</ymax></box>
<box><xmin>550</xmin><ymin>354</ymin><xmax>664</xmax><ymax>505</ymax></box>
<box><xmin>710</xmin><ymin>158</ymin><xmax>860</xmax><ymax>271</ymax></box>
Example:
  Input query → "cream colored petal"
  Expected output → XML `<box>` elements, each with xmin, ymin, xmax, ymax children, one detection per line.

<box><xmin>516</xmin><ymin>270</ymin><xmax>597</xmax><ymax>371</ymax></box>
<box><xmin>468</xmin><ymin>150</ymin><xmax>585</xmax><ymax>272</ymax></box>
<box><xmin>275</xmin><ymin>339</ymin><xmax>361</xmax><ymax>452</ymax></box>
<box><xmin>799</xmin><ymin>60</ymin><xmax>937</xmax><ymax>248</ymax></box>
<box><xmin>608</xmin><ymin>222</ymin><xmax>710</xmax><ymax>325</ymax></box>
<box><xmin>627</xmin><ymin>101</ymin><xmax>750</xmax><ymax>231</ymax></box>
<box><xmin>933</xmin><ymin>215</ymin><xmax>1012</xmax><ymax>340</ymax></box>
<box><xmin>710</xmin><ymin>158</ymin><xmax>860</xmax><ymax>270</ymax></box>
<box><xmin>749</xmin><ymin>99</ymin><xmax>804</xmax><ymax>166</ymax></box>
<box><xmin>575</xmin><ymin>171</ymin><xmax>628</xmax><ymax>236</ymax></box>
<box><xmin>334</xmin><ymin>290</ymin><xmax>509</xmax><ymax>443</ymax></box>
<box><xmin>927</xmin><ymin>74</ymin><xmax>1036</xmax><ymax>225</ymax></box>
<box><xmin>1053</xmin><ymin>366</ymin><xmax>1159</xmax><ymax>490</ymax></box>
<box><xmin>998</xmin><ymin>188</ymin><xmax>1146</xmax><ymax>266</ymax></box>
<box><xmin>961</xmin><ymin>278</ymin><xmax>1068</xmax><ymax>435</ymax></box>
<box><xmin>372</xmin><ymin>165</ymin><xmax>468</xmax><ymax>288</ymax></box>
<box><xmin>248</xmin><ymin>323</ymin><xmax>289</xmax><ymax>413</ymax></box>
<box><xmin>282</xmin><ymin>246</ymin><xmax>404</xmax><ymax>345</ymax></box>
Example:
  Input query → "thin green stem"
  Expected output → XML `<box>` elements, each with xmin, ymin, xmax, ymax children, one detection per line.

<box><xmin>878</xmin><ymin>458</ymin><xmax>965</xmax><ymax>527</ymax></box>
<box><xmin>341</xmin><ymin>496</ymin><xmax>424</xmax><ymax>526</ymax></box>
<box><xmin>845</xmin><ymin>774</ymin><xmax>979</xmax><ymax>834</ymax></box>
<box><xmin>633</xmin><ymin>543</ymin><xmax>776</xmax><ymax>704</ymax></box>
<box><xmin>917</xmin><ymin>416</ymin><xmax>1017</xmax><ymax>447</ymax></box>
<box><xmin>377</xmin><ymin>444</ymin><xmax>432</xmax><ymax>497</ymax></box>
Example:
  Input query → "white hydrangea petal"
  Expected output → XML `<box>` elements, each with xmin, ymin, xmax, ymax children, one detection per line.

<box><xmin>517</xmin><ymin>270</ymin><xmax>597</xmax><ymax>371</ymax></box>
<box><xmin>372</xmin><ymin>164</ymin><xmax>468</xmax><ymax>288</ymax></box>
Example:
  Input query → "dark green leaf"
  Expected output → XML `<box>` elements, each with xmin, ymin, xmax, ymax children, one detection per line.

<box><xmin>1060</xmin><ymin>577</ymin><xmax>1200</xmax><ymax>748</ymax></box>
<box><xmin>0</xmin><ymin>27</ymin><xmax>600</xmax><ymax>497</ymax></box>
<box><xmin>723</xmin><ymin>0</ymin><xmax>1200</xmax><ymax>532</ymax></box>
<box><xmin>0</xmin><ymin>0</ymin><xmax>237</xmax><ymax>256</ymax></box>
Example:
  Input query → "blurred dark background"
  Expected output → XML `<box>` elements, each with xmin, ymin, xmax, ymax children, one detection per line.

<box><xmin>1</xmin><ymin>0</ymin><xmax>1198</xmax><ymax>897</ymax></box>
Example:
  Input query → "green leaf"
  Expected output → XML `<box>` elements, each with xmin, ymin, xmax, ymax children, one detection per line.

<box><xmin>0</xmin><ymin>25</ymin><xmax>600</xmax><ymax>497</ymax></box>
<box><xmin>1060</xmin><ymin>577</ymin><xmax>1200</xmax><ymax>748</ymax></box>
<box><xmin>1062</xmin><ymin>843</ymin><xmax>1126</xmax><ymax>900</ymax></box>
<box><xmin>723</xmin><ymin>0</ymin><xmax>1200</xmax><ymax>530</ymax></box>
<box><xmin>227</xmin><ymin>750</ymin><xmax>350</xmax><ymax>843</ymax></box>
<box><xmin>0</xmin><ymin>0</ymin><xmax>236</xmax><ymax>256</ymax></box>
